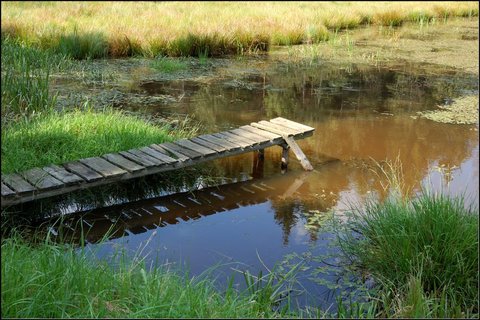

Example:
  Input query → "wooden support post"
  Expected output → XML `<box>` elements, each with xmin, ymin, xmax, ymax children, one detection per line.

<box><xmin>282</xmin><ymin>136</ymin><xmax>313</xmax><ymax>171</ymax></box>
<box><xmin>252</xmin><ymin>149</ymin><xmax>265</xmax><ymax>178</ymax></box>
<box><xmin>281</xmin><ymin>144</ymin><xmax>290</xmax><ymax>172</ymax></box>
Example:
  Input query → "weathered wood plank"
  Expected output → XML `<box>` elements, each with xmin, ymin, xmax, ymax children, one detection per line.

<box><xmin>196</xmin><ymin>134</ymin><xmax>242</xmax><ymax>150</ymax></box>
<box><xmin>127</xmin><ymin>149</ymin><xmax>166</xmax><ymax>166</ymax></box>
<box><xmin>1</xmin><ymin>183</ymin><xmax>15</xmax><ymax>197</ymax></box>
<box><xmin>139</xmin><ymin>147</ymin><xmax>178</xmax><ymax>164</ymax></box>
<box><xmin>174</xmin><ymin>139</ymin><xmax>217</xmax><ymax>156</ymax></box>
<box><xmin>212</xmin><ymin>132</ymin><xmax>251</xmax><ymax>148</ymax></box>
<box><xmin>283</xmin><ymin>135</ymin><xmax>314</xmax><ymax>171</ymax></box>
<box><xmin>251</xmin><ymin>121</ymin><xmax>300</xmax><ymax>136</ymax></box>
<box><xmin>102</xmin><ymin>153</ymin><xmax>145</xmax><ymax>173</ymax></box>
<box><xmin>190</xmin><ymin>137</ymin><xmax>227</xmax><ymax>152</ymax></box>
<box><xmin>22</xmin><ymin>167</ymin><xmax>64</xmax><ymax>190</ymax></box>
<box><xmin>270</xmin><ymin>117</ymin><xmax>315</xmax><ymax>133</ymax></box>
<box><xmin>160</xmin><ymin>142</ymin><xmax>202</xmax><ymax>159</ymax></box>
<box><xmin>150</xmin><ymin>144</ymin><xmax>190</xmax><ymax>162</ymax></box>
<box><xmin>239</xmin><ymin>125</ymin><xmax>282</xmax><ymax>140</ymax></box>
<box><xmin>231</xmin><ymin>128</ymin><xmax>270</xmax><ymax>144</ymax></box>
<box><xmin>43</xmin><ymin>165</ymin><xmax>85</xmax><ymax>185</ymax></box>
<box><xmin>64</xmin><ymin>161</ymin><xmax>103</xmax><ymax>182</ymax></box>
<box><xmin>227</xmin><ymin>129</ymin><xmax>260</xmax><ymax>144</ymax></box>
<box><xmin>119</xmin><ymin>151</ymin><xmax>156</xmax><ymax>167</ymax></box>
<box><xmin>2</xmin><ymin>173</ymin><xmax>36</xmax><ymax>194</ymax></box>
<box><xmin>80</xmin><ymin>157</ymin><xmax>128</xmax><ymax>178</ymax></box>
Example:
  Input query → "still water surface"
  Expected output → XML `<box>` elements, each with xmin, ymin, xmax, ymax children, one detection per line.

<box><xmin>45</xmin><ymin>55</ymin><xmax>479</xmax><ymax>309</ymax></box>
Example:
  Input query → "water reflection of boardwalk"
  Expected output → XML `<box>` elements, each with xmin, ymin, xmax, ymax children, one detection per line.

<box><xmin>50</xmin><ymin>171</ymin><xmax>335</xmax><ymax>244</ymax></box>
<box><xmin>2</xmin><ymin>117</ymin><xmax>314</xmax><ymax>207</ymax></box>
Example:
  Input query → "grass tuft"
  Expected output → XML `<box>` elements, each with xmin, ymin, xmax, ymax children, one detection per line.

<box><xmin>339</xmin><ymin>190</ymin><xmax>479</xmax><ymax>317</ymax></box>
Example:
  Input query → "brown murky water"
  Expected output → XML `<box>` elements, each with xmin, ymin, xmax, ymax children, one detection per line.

<box><xmin>42</xmin><ymin>55</ymin><xmax>479</xmax><ymax>309</ymax></box>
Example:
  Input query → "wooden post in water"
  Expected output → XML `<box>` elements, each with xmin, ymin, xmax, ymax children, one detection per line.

<box><xmin>252</xmin><ymin>149</ymin><xmax>265</xmax><ymax>178</ymax></box>
<box><xmin>281</xmin><ymin>144</ymin><xmax>290</xmax><ymax>172</ymax></box>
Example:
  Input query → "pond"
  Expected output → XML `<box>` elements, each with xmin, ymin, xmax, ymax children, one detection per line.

<box><xmin>32</xmin><ymin>53</ymin><xmax>479</xmax><ymax>310</ymax></box>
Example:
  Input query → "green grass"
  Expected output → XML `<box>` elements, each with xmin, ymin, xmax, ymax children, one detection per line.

<box><xmin>151</xmin><ymin>56</ymin><xmax>189</xmax><ymax>73</ymax></box>
<box><xmin>338</xmin><ymin>191</ymin><xmax>479</xmax><ymax>318</ymax></box>
<box><xmin>1</xmin><ymin>36</ymin><xmax>69</xmax><ymax>122</ymax></box>
<box><xmin>1</xmin><ymin>108</ymin><xmax>190</xmax><ymax>174</ymax></box>
<box><xmin>1</xmin><ymin>233</ymin><xmax>298</xmax><ymax>318</ymax></box>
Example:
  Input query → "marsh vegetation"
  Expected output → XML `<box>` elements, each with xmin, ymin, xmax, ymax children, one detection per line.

<box><xmin>1</xmin><ymin>2</ymin><xmax>478</xmax><ymax>319</ymax></box>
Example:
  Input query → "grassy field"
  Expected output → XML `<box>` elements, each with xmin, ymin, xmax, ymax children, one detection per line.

<box><xmin>1</xmin><ymin>2</ymin><xmax>477</xmax><ymax>58</ymax></box>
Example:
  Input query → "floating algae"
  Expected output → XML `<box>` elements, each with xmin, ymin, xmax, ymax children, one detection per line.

<box><xmin>418</xmin><ymin>95</ymin><xmax>479</xmax><ymax>125</ymax></box>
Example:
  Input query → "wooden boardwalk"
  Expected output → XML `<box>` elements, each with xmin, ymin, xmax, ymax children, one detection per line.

<box><xmin>1</xmin><ymin>117</ymin><xmax>314</xmax><ymax>207</ymax></box>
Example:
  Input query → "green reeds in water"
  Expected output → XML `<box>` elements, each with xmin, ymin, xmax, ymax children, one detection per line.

<box><xmin>1</xmin><ymin>36</ymin><xmax>69</xmax><ymax>122</ymax></box>
<box><xmin>338</xmin><ymin>189</ymin><xmax>479</xmax><ymax>318</ymax></box>
<box><xmin>1</xmin><ymin>230</ymin><xmax>300</xmax><ymax>318</ymax></box>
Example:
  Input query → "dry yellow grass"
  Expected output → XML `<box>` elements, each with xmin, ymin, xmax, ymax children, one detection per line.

<box><xmin>1</xmin><ymin>1</ymin><xmax>478</xmax><ymax>57</ymax></box>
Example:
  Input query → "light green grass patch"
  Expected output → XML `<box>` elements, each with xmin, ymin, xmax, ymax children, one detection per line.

<box><xmin>1</xmin><ymin>109</ymin><xmax>181</xmax><ymax>174</ymax></box>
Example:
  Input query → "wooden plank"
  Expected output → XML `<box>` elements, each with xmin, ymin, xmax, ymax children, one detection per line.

<box><xmin>230</xmin><ymin>128</ymin><xmax>269</xmax><ymax>144</ymax></box>
<box><xmin>150</xmin><ymin>144</ymin><xmax>190</xmax><ymax>162</ymax></box>
<box><xmin>212</xmin><ymin>132</ymin><xmax>251</xmax><ymax>148</ymax></box>
<box><xmin>283</xmin><ymin>135</ymin><xmax>313</xmax><ymax>171</ymax></box>
<box><xmin>139</xmin><ymin>147</ymin><xmax>178</xmax><ymax>164</ymax></box>
<box><xmin>251</xmin><ymin>121</ymin><xmax>301</xmax><ymax>136</ymax></box>
<box><xmin>43</xmin><ymin>164</ymin><xmax>85</xmax><ymax>185</ymax></box>
<box><xmin>174</xmin><ymin>139</ymin><xmax>217</xmax><ymax>156</ymax></box>
<box><xmin>196</xmin><ymin>134</ymin><xmax>242</xmax><ymax>150</ymax></box>
<box><xmin>190</xmin><ymin>137</ymin><xmax>228</xmax><ymax>153</ymax></box>
<box><xmin>240</xmin><ymin>125</ymin><xmax>282</xmax><ymax>140</ymax></box>
<box><xmin>80</xmin><ymin>157</ymin><xmax>128</xmax><ymax>178</ymax></box>
<box><xmin>22</xmin><ymin>167</ymin><xmax>63</xmax><ymax>190</ymax></box>
<box><xmin>127</xmin><ymin>149</ymin><xmax>166</xmax><ymax>166</ymax></box>
<box><xmin>270</xmin><ymin>117</ymin><xmax>315</xmax><ymax>133</ymax></box>
<box><xmin>64</xmin><ymin>161</ymin><xmax>103</xmax><ymax>182</ymax></box>
<box><xmin>1</xmin><ymin>183</ymin><xmax>15</xmax><ymax>197</ymax></box>
<box><xmin>227</xmin><ymin>129</ymin><xmax>260</xmax><ymax>144</ymax></box>
<box><xmin>160</xmin><ymin>142</ymin><xmax>202</xmax><ymax>159</ymax></box>
<box><xmin>2</xmin><ymin>173</ymin><xmax>36</xmax><ymax>194</ymax></box>
<box><xmin>119</xmin><ymin>150</ymin><xmax>157</xmax><ymax>167</ymax></box>
<box><xmin>102</xmin><ymin>153</ymin><xmax>145</xmax><ymax>173</ymax></box>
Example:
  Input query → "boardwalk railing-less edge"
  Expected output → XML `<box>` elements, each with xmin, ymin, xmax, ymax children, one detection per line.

<box><xmin>1</xmin><ymin>117</ymin><xmax>314</xmax><ymax>207</ymax></box>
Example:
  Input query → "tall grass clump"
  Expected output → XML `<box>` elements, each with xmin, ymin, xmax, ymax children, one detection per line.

<box><xmin>0</xmin><ymin>108</ymin><xmax>190</xmax><ymax>174</ymax></box>
<box><xmin>1</xmin><ymin>233</ymin><xmax>293</xmax><ymax>318</ymax></box>
<box><xmin>1</xmin><ymin>36</ymin><xmax>69</xmax><ymax>123</ymax></box>
<box><xmin>55</xmin><ymin>29</ymin><xmax>108</xmax><ymax>60</ymax></box>
<box><xmin>339</xmin><ymin>190</ymin><xmax>479</xmax><ymax>317</ymax></box>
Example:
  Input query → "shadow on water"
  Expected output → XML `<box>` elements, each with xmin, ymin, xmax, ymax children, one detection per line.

<box><xmin>16</xmin><ymin>55</ymin><xmax>479</xmax><ymax>311</ymax></box>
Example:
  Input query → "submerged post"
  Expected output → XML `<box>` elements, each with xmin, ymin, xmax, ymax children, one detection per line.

<box><xmin>252</xmin><ymin>149</ymin><xmax>265</xmax><ymax>178</ymax></box>
<box><xmin>281</xmin><ymin>144</ymin><xmax>290</xmax><ymax>171</ymax></box>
